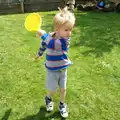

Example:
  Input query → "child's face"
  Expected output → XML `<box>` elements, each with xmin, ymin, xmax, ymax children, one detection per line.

<box><xmin>56</xmin><ymin>22</ymin><xmax>74</xmax><ymax>39</ymax></box>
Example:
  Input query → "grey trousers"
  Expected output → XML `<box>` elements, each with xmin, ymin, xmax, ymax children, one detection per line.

<box><xmin>46</xmin><ymin>69</ymin><xmax>67</xmax><ymax>91</ymax></box>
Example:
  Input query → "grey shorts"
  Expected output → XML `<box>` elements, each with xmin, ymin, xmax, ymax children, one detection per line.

<box><xmin>46</xmin><ymin>69</ymin><xmax>67</xmax><ymax>91</ymax></box>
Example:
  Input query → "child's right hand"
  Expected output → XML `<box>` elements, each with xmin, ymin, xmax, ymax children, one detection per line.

<box><xmin>37</xmin><ymin>29</ymin><xmax>46</xmax><ymax>36</ymax></box>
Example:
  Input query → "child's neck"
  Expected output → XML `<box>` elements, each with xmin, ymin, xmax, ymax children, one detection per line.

<box><xmin>53</xmin><ymin>32</ymin><xmax>61</xmax><ymax>40</ymax></box>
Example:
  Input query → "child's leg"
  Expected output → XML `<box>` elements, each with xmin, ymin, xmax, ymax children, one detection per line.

<box><xmin>59</xmin><ymin>69</ymin><xmax>68</xmax><ymax>118</ymax></box>
<box><xmin>59</xmin><ymin>69</ymin><xmax>67</xmax><ymax>103</ymax></box>
<box><xmin>60</xmin><ymin>88</ymin><xmax>66</xmax><ymax>103</ymax></box>
<box><xmin>46</xmin><ymin>70</ymin><xmax>58</xmax><ymax>98</ymax></box>
<box><xmin>45</xmin><ymin>70</ymin><xmax>58</xmax><ymax>111</ymax></box>
<box><xmin>47</xmin><ymin>91</ymin><xmax>56</xmax><ymax>99</ymax></box>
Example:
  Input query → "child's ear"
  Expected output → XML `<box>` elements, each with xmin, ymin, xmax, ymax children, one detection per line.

<box><xmin>54</xmin><ymin>27</ymin><xmax>59</xmax><ymax>32</ymax></box>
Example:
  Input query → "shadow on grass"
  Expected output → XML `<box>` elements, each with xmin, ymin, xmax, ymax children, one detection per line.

<box><xmin>20</xmin><ymin>106</ymin><xmax>66</xmax><ymax>120</ymax></box>
<box><xmin>1</xmin><ymin>108</ymin><xmax>12</xmax><ymax>120</ymax></box>
<box><xmin>72</xmin><ymin>11</ymin><xmax>120</xmax><ymax>57</ymax></box>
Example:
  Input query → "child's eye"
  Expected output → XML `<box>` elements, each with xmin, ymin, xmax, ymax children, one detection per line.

<box><xmin>65</xmin><ymin>29</ymin><xmax>72</xmax><ymax>31</ymax></box>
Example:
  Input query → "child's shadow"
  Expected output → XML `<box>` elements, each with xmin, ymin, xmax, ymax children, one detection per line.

<box><xmin>20</xmin><ymin>106</ymin><xmax>66</xmax><ymax>120</ymax></box>
<box><xmin>1</xmin><ymin>108</ymin><xmax>12</xmax><ymax>120</ymax></box>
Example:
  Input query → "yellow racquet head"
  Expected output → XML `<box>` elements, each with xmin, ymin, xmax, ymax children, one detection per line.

<box><xmin>24</xmin><ymin>13</ymin><xmax>42</xmax><ymax>32</ymax></box>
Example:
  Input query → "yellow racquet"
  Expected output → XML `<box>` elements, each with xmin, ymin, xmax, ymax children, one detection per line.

<box><xmin>24</xmin><ymin>13</ymin><xmax>42</xmax><ymax>32</ymax></box>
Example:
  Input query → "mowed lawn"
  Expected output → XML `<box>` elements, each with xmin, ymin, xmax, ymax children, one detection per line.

<box><xmin>0</xmin><ymin>11</ymin><xmax>120</xmax><ymax>120</ymax></box>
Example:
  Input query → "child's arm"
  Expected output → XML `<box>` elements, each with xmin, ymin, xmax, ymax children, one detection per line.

<box><xmin>35</xmin><ymin>30</ymin><xmax>48</xmax><ymax>60</ymax></box>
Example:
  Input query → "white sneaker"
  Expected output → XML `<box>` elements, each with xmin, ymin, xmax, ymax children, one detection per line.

<box><xmin>45</xmin><ymin>96</ymin><xmax>54</xmax><ymax>112</ymax></box>
<box><xmin>59</xmin><ymin>103</ymin><xmax>68</xmax><ymax>118</ymax></box>
<box><xmin>46</xmin><ymin>101</ymin><xmax>54</xmax><ymax>112</ymax></box>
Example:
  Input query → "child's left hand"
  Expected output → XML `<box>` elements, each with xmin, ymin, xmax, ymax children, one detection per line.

<box><xmin>33</xmin><ymin>55</ymin><xmax>42</xmax><ymax>60</ymax></box>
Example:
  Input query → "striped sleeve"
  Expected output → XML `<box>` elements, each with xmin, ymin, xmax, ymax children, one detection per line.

<box><xmin>41</xmin><ymin>33</ymin><xmax>49</xmax><ymax>41</ymax></box>
<box><xmin>38</xmin><ymin>33</ymin><xmax>49</xmax><ymax>56</ymax></box>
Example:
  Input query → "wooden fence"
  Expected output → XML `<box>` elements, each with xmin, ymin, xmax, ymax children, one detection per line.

<box><xmin>0</xmin><ymin>0</ymin><xmax>64</xmax><ymax>14</ymax></box>
<box><xmin>0</xmin><ymin>0</ymin><xmax>119</xmax><ymax>14</ymax></box>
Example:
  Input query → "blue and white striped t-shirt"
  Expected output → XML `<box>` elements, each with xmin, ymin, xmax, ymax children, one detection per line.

<box><xmin>38</xmin><ymin>32</ymin><xmax>72</xmax><ymax>71</ymax></box>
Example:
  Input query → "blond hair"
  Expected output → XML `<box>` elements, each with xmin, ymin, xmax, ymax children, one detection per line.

<box><xmin>53</xmin><ymin>7</ymin><xmax>75</xmax><ymax>29</ymax></box>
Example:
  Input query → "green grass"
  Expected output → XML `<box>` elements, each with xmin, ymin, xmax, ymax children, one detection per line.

<box><xmin>0</xmin><ymin>11</ymin><xmax>120</xmax><ymax>120</ymax></box>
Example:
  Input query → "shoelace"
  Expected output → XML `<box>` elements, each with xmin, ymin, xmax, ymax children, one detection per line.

<box><xmin>47</xmin><ymin>102</ymin><xmax>53</xmax><ymax>107</ymax></box>
<box><xmin>60</xmin><ymin>104</ymin><xmax>68</xmax><ymax>114</ymax></box>
<box><xmin>60</xmin><ymin>107</ymin><xmax>67</xmax><ymax>114</ymax></box>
